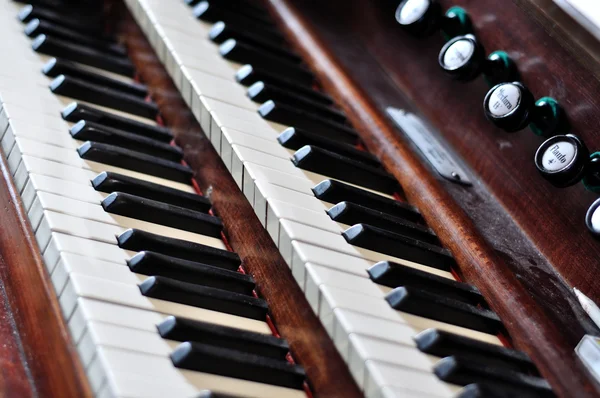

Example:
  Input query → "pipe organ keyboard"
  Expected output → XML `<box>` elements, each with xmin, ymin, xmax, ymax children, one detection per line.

<box><xmin>0</xmin><ymin>0</ymin><xmax>598</xmax><ymax>397</ymax></box>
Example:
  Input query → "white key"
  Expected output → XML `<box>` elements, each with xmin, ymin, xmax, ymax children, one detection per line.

<box><xmin>242</xmin><ymin>162</ymin><xmax>316</xmax><ymax>206</ymax></box>
<box><xmin>266</xmin><ymin>199</ymin><xmax>339</xmax><ymax>243</ymax></box>
<box><xmin>78</xmin><ymin>321</ymin><xmax>177</xmax><ymax>366</ymax></box>
<box><xmin>347</xmin><ymin>334</ymin><xmax>438</xmax><ymax>390</ymax></box>
<box><xmin>21</xmin><ymin>173</ymin><xmax>109</xmax><ymax>210</ymax></box>
<box><xmin>51</xmin><ymin>252</ymin><xmax>146</xmax><ymax>295</ymax></box>
<box><xmin>304</xmin><ymin>263</ymin><xmax>390</xmax><ymax>312</ymax></box>
<box><xmin>0</xmin><ymin>102</ymin><xmax>72</xmax><ymax>131</ymax></box>
<box><xmin>1</xmin><ymin>117</ymin><xmax>81</xmax><ymax>150</ymax></box>
<box><xmin>220</xmin><ymin>129</ymin><xmax>291</xmax><ymax>167</ymax></box>
<box><xmin>69</xmin><ymin>297</ymin><xmax>167</xmax><ymax>344</ymax></box>
<box><xmin>60</xmin><ymin>273</ymin><xmax>270</xmax><ymax>334</ymax></box>
<box><xmin>364</xmin><ymin>360</ymin><xmax>458</xmax><ymax>398</ymax></box>
<box><xmin>188</xmin><ymin>68</ymin><xmax>256</xmax><ymax>111</ymax></box>
<box><xmin>91</xmin><ymin>346</ymin><xmax>304</xmax><ymax>398</ymax></box>
<box><xmin>43</xmin><ymin>232</ymin><xmax>136</xmax><ymax>271</ymax></box>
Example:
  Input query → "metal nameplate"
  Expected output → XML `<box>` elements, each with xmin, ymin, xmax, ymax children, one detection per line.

<box><xmin>386</xmin><ymin>107</ymin><xmax>472</xmax><ymax>185</ymax></box>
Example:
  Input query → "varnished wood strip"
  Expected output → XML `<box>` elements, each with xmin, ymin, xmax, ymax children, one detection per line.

<box><xmin>0</xmin><ymin>276</ymin><xmax>34</xmax><ymax>397</ymax></box>
<box><xmin>0</xmin><ymin>147</ymin><xmax>92</xmax><ymax>397</ymax></box>
<box><xmin>263</xmin><ymin>0</ymin><xmax>598</xmax><ymax>396</ymax></box>
<box><xmin>115</xmin><ymin>6</ymin><xmax>362</xmax><ymax>398</ymax></box>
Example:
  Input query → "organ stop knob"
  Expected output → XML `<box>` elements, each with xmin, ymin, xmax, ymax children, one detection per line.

<box><xmin>439</xmin><ymin>34</ymin><xmax>518</xmax><ymax>84</ymax></box>
<box><xmin>534</xmin><ymin>134</ymin><xmax>589</xmax><ymax>188</ymax></box>
<box><xmin>395</xmin><ymin>0</ymin><xmax>472</xmax><ymax>38</ymax></box>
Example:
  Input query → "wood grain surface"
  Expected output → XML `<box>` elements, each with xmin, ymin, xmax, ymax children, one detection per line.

<box><xmin>116</xmin><ymin>5</ymin><xmax>362</xmax><ymax>398</ymax></box>
<box><xmin>263</xmin><ymin>0</ymin><xmax>600</xmax><ymax>396</ymax></box>
<box><xmin>0</xmin><ymin>147</ymin><xmax>92</xmax><ymax>397</ymax></box>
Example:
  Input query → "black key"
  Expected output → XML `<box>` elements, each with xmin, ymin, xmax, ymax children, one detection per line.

<box><xmin>221</xmin><ymin>40</ymin><xmax>314</xmax><ymax>86</ymax></box>
<box><xmin>312</xmin><ymin>180</ymin><xmax>423</xmax><ymax>223</ymax></box>
<box><xmin>158</xmin><ymin>316</ymin><xmax>289</xmax><ymax>360</ymax></box>
<box><xmin>236</xmin><ymin>65</ymin><xmax>333</xmax><ymax>106</ymax></box>
<box><xmin>62</xmin><ymin>102</ymin><xmax>172</xmax><ymax>142</ymax></box>
<box><xmin>456</xmin><ymin>383</ymin><xmax>542</xmax><ymax>398</ymax></box>
<box><xmin>140</xmin><ymin>276</ymin><xmax>268</xmax><ymax>320</ymax></box>
<box><xmin>102</xmin><ymin>192</ymin><xmax>223</xmax><ymax>237</ymax></box>
<box><xmin>193</xmin><ymin>1</ymin><xmax>274</xmax><ymax>26</ymax></box>
<box><xmin>197</xmin><ymin>392</ymin><xmax>244</xmax><ymax>398</ymax></box>
<box><xmin>386</xmin><ymin>287</ymin><xmax>503</xmax><ymax>334</ymax></box>
<box><xmin>51</xmin><ymin>75</ymin><xmax>158</xmax><ymax>119</ymax></box>
<box><xmin>368</xmin><ymin>261</ymin><xmax>483</xmax><ymax>305</ymax></box>
<box><xmin>25</xmin><ymin>19</ymin><xmax>126</xmax><ymax>57</ymax></box>
<box><xmin>293</xmin><ymin>146</ymin><xmax>400</xmax><ymax>194</ymax></box>
<box><xmin>278</xmin><ymin>127</ymin><xmax>375</xmax><ymax>164</ymax></box>
<box><xmin>414</xmin><ymin>329</ymin><xmax>536</xmax><ymax>374</ymax></box>
<box><xmin>18</xmin><ymin>5</ymin><xmax>104</xmax><ymax>34</ymax></box>
<box><xmin>186</xmin><ymin>0</ymin><xmax>267</xmax><ymax>14</ymax></box>
<box><xmin>344</xmin><ymin>224</ymin><xmax>455</xmax><ymax>271</ymax></box>
<box><xmin>92</xmin><ymin>172</ymin><xmax>211</xmax><ymax>213</ymax></box>
<box><xmin>118</xmin><ymin>229</ymin><xmax>240</xmax><ymax>270</ymax></box>
<box><xmin>434</xmin><ymin>356</ymin><xmax>554</xmax><ymax>397</ymax></box>
<box><xmin>43</xmin><ymin>58</ymin><xmax>147</xmax><ymax>97</ymax></box>
<box><xmin>210</xmin><ymin>23</ymin><xmax>300</xmax><ymax>64</ymax></box>
<box><xmin>129</xmin><ymin>251</ymin><xmax>254</xmax><ymax>294</ymax></box>
<box><xmin>259</xmin><ymin>101</ymin><xmax>358</xmax><ymax>142</ymax></box>
<box><xmin>32</xmin><ymin>34</ymin><xmax>135</xmax><ymax>77</ymax></box>
<box><xmin>249</xmin><ymin>82</ymin><xmax>347</xmax><ymax>124</ymax></box>
<box><xmin>71</xmin><ymin>120</ymin><xmax>182</xmax><ymax>162</ymax></box>
<box><xmin>171</xmin><ymin>342</ymin><xmax>305</xmax><ymax>389</ymax></box>
<box><xmin>14</xmin><ymin>0</ymin><xmax>64</xmax><ymax>8</ymax></box>
<box><xmin>78</xmin><ymin>142</ymin><xmax>193</xmax><ymax>184</ymax></box>
<box><xmin>328</xmin><ymin>202</ymin><xmax>439</xmax><ymax>245</ymax></box>
<box><xmin>209</xmin><ymin>21</ymin><xmax>287</xmax><ymax>47</ymax></box>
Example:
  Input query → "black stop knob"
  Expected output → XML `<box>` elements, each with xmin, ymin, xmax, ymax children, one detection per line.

<box><xmin>483</xmin><ymin>82</ymin><xmax>535</xmax><ymax>132</ymax></box>
<box><xmin>395</xmin><ymin>0</ymin><xmax>443</xmax><ymax>37</ymax></box>
<box><xmin>395</xmin><ymin>0</ymin><xmax>471</xmax><ymax>38</ymax></box>
<box><xmin>534</xmin><ymin>134</ymin><xmax>589</xmax><ymax>188</ymax></box>
<box><xmin>438</xmin><ymin>34</ymin><xmax>485</xmax><ymax>81</ymax></box>
<box><xmin>586</xmin><ymin>198</ymin><xmax>600</xmax><ymax>237</ymax></box>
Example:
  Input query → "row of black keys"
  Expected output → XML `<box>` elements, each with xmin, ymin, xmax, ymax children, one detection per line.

<box><xmin>25</xmin><ymin>26</ymin><xmax>457</xmax><ymax>275</ymax></box>
<box><xmin>185</xmin><ymin>1</ymin><xmax>555</xmax><ymax>396</ymax></box>
<box><xmin>20</xmin><ymin>0</ymin><xmax>494</xmax><ymax>343</ymax></box>
<box><xmin>16</xmin><ymin>1</ymin><xmax>550</xmax><ymax>395</ymax></box>
<box><xmin>14</xmin><ymin>1</ymin><xmax>313</xmax><ymax>391</ymax></box>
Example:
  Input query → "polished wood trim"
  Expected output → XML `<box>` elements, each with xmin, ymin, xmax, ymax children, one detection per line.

<box><xmin>515</xmin><ymin>0</ymin><xmax>600</xmax><ymax>82</ymax></box>
<box><xmin>0</xmin><ymin>148</ymin><xmax>92</xmax><ymax>397</ymax></box>
<box><xmin>116</xmin><ymin>5</ymin><xmax>362</xmax><ymax>397</ymax></box>
<box><xmin>263</xmin><ymin>0</ymin><xmax>598</xmax><ymax>396</ymax></box>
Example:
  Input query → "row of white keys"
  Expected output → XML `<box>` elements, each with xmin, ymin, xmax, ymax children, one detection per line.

<box><xmin>124</xmin><ymin>3</ymin><xmax>506</xmax><ymax>398</ymax></box>
<box><xmin>0</xmin><ymin>6</ymin><xmax>301</xmax><ymax>398</ymax></box>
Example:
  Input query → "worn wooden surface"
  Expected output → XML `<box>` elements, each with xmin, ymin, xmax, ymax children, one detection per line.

<box><xmin>0</xmin><ymin>149</ymin><xmax>92</xmax><ymax>397</ymax></box>
<box><xmin>263</xmin><ymin>0</ymin><xmax>600</xmax><ymax>396</ymax></box>
<box><xmin>117</xmin><ymin>7</ymin><xmax>362</xmax><ymax>398</ymax></box>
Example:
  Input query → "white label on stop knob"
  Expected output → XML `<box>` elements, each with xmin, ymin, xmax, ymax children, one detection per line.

<box><xmin>541</xmin><ymin>141</ymin><xmax>576</xmax><ymax>171</ymax></box>
<box><xmin>398</xmin><ymin>0</ymin><xmax>430</xmax><ymax>25</ymax></box>
<box><xmin>591</xmin><ymin>208</ymin><xmax>600</xmax><ymax>233</ymax></box>
<box><xmin>488</xmin><ymin>84</ymin><xmax>521</xmax><ymax>117</ymax></box>
<box><xmin>443</xmin><ymin>39</ymin><xmax>475</xmax><ymax>69</ymax></box>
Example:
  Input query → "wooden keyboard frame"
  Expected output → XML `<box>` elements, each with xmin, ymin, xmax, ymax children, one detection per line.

<box><xmin>1</xmin><ymin>0</ymin><xmax>599</xmax><ymax>396</ymax></box>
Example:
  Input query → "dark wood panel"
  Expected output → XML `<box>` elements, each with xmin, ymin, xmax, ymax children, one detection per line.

<box><xmin>263</xmin><ymin>0</ymin><xmax>600</xmax><ymax>396</ymax></box>
<box><xmin>0</xmin><ymin>149</ymin><xmax>92</xmax><ymax>397</ymax></box>
<box><xmin>116</xmin><ymin>5</ymin><xmax>362</xmax><ymax>398</ymax></box>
